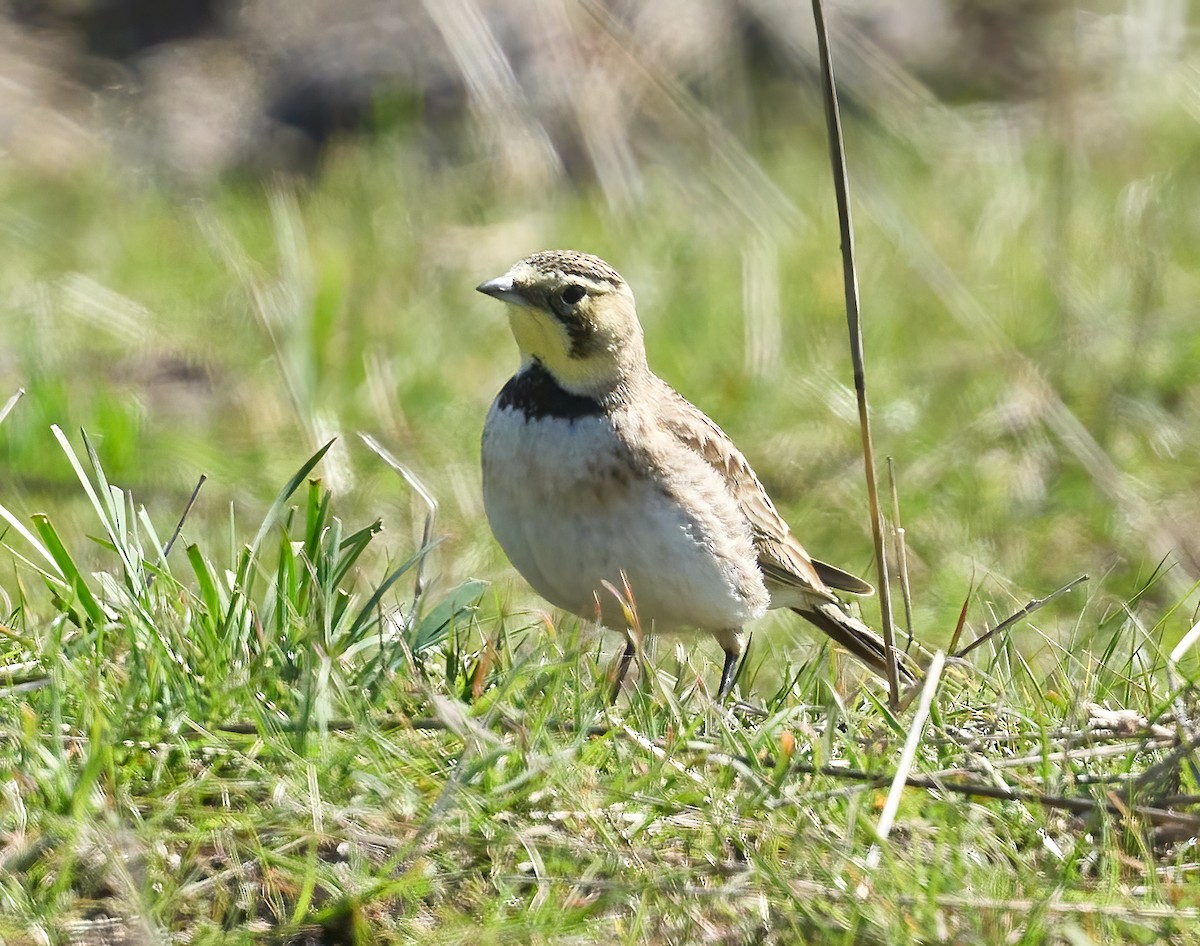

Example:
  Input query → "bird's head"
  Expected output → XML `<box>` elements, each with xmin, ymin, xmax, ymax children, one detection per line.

<box><xmin>477</xmin><ymin>250</ymin><xmax>647</xmax><ymax>399</ymax></box>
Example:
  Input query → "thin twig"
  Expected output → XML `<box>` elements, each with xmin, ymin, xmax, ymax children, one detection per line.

<box><xmin>886</xmin><ymin>457</ymin><xmax>915</xmax><ymax>650</ymax></box>
<box><xmin>618</xmin><ymin>723</ymin><xmax>707</xmax><ymax>787</ymax></box>
<box><xmin>173</xmin><ymin>711</ymin><xmax>1200</xmax><ymax>832</ymax></box>
<box><xmin>669</xmin><ymin>736</ymin><xmax>1200</xmax><ymax>831</ymax></box>
<box><xmin>163</xmin><ymin>475</ymin><xmax>206</xmax><ymax>560</ymax></box>
<box><xmin>955</xmin><ymin>575</ymin><xmax>1089</xmax><ymax>658</ymax></box>
<box><xmin>1153</xmin><ymin>794</ymin><xmax>1200</xmax><ymax>808</ymax></box>
<box><xmin>489</xmin><ymin>872</ymin><xmax>1200</xmax><ymax>920</ymax></box>
<box><xmin>981</xmin><ymin>737</ymin><xmax>1177</xmax><ymax>773</ymax></box>
<box><xmin>205</xmin><ymin>715</ymin><xmax>611</xmax><ymax>738</ymax></box>
<box><xmin>785</xmin><ymin>759</ymin><xmax>1200</xmax><ymax>830</ymax></box>
<box><xmin>811</xmin><ymin>0</ymin><xmax>901</xmax><ymax>707</ymax></box>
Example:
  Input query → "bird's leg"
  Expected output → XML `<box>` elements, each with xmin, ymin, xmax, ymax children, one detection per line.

<box><xmin>717</xmin><ymin>649</ymin><xmax>740</xmax><ymax>700</ymax></box>
<box><xmin>714</xmin><ymin>628</ymin><xmax>748</xmax><ymax>701</ymax></box>
<box><xmin>609</xmin><ymin>632</ymin><xmax>637</xmax><ymax>703</ymax></box>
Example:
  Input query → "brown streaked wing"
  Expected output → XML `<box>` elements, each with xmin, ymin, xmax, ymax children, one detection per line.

<box><xmin>656</xmin><ymin>384</ymin><xmax>838</xmax><ymax>603</ymax></box>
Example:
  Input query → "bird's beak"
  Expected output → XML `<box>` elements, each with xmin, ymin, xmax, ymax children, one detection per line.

<box><xmin>476</xmin><ymin>275</ymin><xmax>531</xmax><ymax>307</ymax></box>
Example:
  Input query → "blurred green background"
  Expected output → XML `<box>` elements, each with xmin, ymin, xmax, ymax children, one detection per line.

<box><xmin>2</xmin><ymin>0</ymin><xmax>1198</xmax><ymax>658</ymax></box>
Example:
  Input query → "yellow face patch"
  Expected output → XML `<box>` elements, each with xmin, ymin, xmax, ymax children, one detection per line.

<box><xmin>506</xmin><ymin>307</ymin><xmax>615</xmax><ymax>393</ymax></box>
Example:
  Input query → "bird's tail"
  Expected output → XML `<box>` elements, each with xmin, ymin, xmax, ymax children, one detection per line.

<box><xmin>792</xmin><ymin>601</ymin><xmax>917</xmax><ymax>686</ymax></box>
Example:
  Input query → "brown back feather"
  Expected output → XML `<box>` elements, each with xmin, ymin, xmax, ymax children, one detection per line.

<box><xmin>656</xmin><ymin>383</ymin><xmax>849</xmax><ymax>603</ymax></box>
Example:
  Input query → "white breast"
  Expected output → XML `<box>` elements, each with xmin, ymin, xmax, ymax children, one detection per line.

<box><xmin>481</xmin><ymin>402</ymin><xmax>769</xmax><ymax>633</ymax></box>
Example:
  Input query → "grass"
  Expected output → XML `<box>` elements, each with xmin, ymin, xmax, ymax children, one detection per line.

<box><xmin>0</xmin><ymin>428</ymin><xmax>1197</xmax><ymax>942</ymax></box>
<box><xmin>3</xmin><ymin>9</ymin><xmax>1200</xmax><ymax>941</ymax></box>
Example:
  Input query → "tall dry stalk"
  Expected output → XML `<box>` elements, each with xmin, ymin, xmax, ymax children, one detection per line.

<box><xmin>810</xmin><ymin>0</ymin><xmax>901</xmax><ymax>706</ymax></box>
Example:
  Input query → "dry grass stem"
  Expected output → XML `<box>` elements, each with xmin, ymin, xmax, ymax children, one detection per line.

<box><xmin>956</xmin><ymin>575</ymin><xmax>1089</xmax><ymax>658</ymax></box>
<box><xmin>886</xmin><ymin>457</ymin><xmax>915</xmax><ymax>650</ymax></box>
<box><xmin>811</xmin><ymin>0</ymin><xmax>902</xmax><ymax>706</ymax></box>
<box><xmin>784</xmin><ymin>760</ymin><xmax>1200</xmax><ymax>831</ymax></box>
<box><xmin>162</xmin><ymin>474</ymin><xmax>206</xmax><ymax>561</ymax></box>
<box><xmin>946</xmin><ymin>585</ymin><xmax>974</xmax><ymax>658</ymax></box>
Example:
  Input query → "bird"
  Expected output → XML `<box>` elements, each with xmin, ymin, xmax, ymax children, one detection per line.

<box><xmin>476</xmin><ymin>250</ymin><xmax>914</xmax><ymax>699</ymax></box>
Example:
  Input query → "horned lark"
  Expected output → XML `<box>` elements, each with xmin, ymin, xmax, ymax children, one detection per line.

<box><xmin>477</xmin><ymin>250</ymin><xmax>913</xmax><ymax>698</ymax></box>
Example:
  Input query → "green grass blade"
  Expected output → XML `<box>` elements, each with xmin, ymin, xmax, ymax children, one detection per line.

<box><xmin>187</xmin><ymin>544</ymin><xmax>222</xmax><ymax>618</ymax></box>
<box><xmin>408</xmin><ymin>578</ymin><xmax>488</xmax><ymax>657</ymax></box>
<box><xmin>331</xmin><ymin>519</ymin><xmax>383</xmax><ymax>589</ymax></box>
<box><xmin>51</xmin><ymin>425</ymin><xmax>110</xmax><ymax>532</ymax></box>
<box><xmin>30</xmin><ymin>514</ymin><xmax>105</xmax><ymax>626</ymax></box>
<box><xmin>343</xmin><ymin>551</ymin><xmax>423</xmax><ymax>647</ymax></box>
<box><xmin>250</xmin><ymin>441</ymin><xmax>336</xmax><ymax>556</ymax></box>
<box><xmin>137</xmin><ymin>506</ymin><xmax>170</xmax><ymax>577</ymax></box>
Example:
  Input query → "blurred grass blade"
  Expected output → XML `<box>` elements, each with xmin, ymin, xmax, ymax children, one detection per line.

<box><xmin>956</xmin><ymin>576</ymin><xmax>1090</xmax><ymax>659</ymax></box>
<box><xmin>0</xmin><ymin>387</ymin><xmax>25</xmax><ymax>426</ymax></box>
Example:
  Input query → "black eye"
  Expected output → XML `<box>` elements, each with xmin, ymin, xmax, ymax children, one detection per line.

<box><xmin>560</xmin><ymin>285</ymin><xmax>586</xmax><ymax>306</ymax></box>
